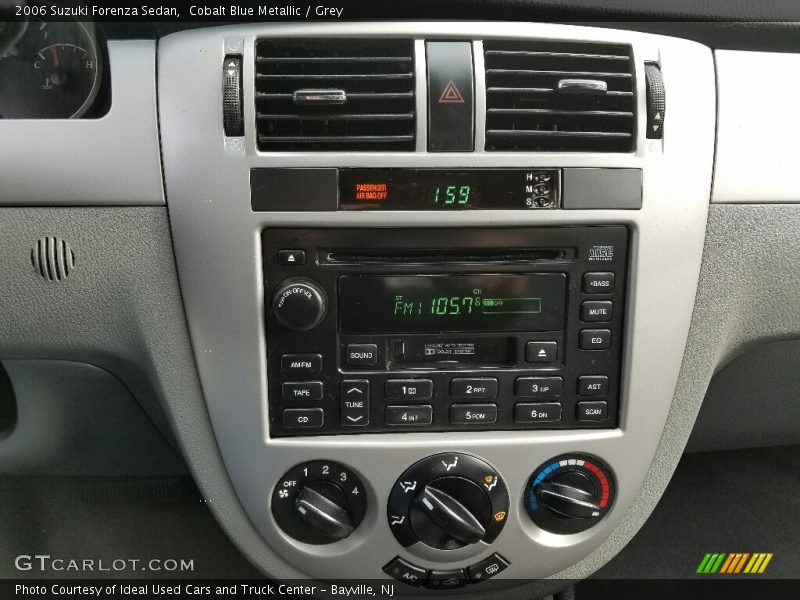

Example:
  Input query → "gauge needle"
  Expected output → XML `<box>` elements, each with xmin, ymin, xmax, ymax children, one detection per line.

<box><xmin>52</xmin><ymin>45</ymin><xmax>59</xmax><ymax>68</ymax></box>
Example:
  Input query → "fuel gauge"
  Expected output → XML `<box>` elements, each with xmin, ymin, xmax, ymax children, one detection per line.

<box><xmin>0</xmin><ymin>18</ymin><xmax>103</xmax><ymax>119</ymax></box>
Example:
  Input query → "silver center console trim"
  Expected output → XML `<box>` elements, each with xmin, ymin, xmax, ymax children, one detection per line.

<box><xmin>158</xmin><ymin>21</ymin><xmax>715</xmax><ymax>588</ymax></box>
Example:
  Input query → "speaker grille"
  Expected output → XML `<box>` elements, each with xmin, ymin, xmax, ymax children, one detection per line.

<box><xmin>31</xmin><ymin>237</ymin><xmax>75</xmax><ymax>281</ymax></box>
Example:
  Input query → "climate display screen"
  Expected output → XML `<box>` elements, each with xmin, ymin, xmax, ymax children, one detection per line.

<box><xmin>338</xmin><ymin>168</ymin><xmax>559</xmax><ymax>210</ymax></box>
<box><xmin>338</xmin><ymin>274</ymin><xmax>566</xmax><ymax>334</ymax></box>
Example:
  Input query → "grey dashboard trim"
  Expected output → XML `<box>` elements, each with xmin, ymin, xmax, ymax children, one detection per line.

<box><xmin>0</xmin><ymin>41</ymin><xmax>164</xmax><ymax>206</ymax></box>
<box><xmin>713</xmin><ymin>50</ymin><xmax>800</xmax><ymax>204</ymax></box>
<box><xmin>159</xmin><ymin>21</ymin><xmax>716</xmax><ymax>592</ymax></box>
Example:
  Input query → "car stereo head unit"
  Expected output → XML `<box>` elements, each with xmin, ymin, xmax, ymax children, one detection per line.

<box><xmin>263</xmin><ymin>227</ymin><xmax>628</xmax><ymax>437</ymax></box>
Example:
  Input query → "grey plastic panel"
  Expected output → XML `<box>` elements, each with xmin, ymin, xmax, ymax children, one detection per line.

<box><xmin>713</xmin><ymin>50</ymin><xmax>800</xmax><ymax>203</ymax></box>
<box><xmin>159</xmin><ymin>22</ymin><xmax>716</xmax><ymax>590</ymax></box>
<box><xmin>0</xmin><ymin>360</ymin><xmax>186</xmax><ymax>476</ymax></box>
<box><xmin>687</xmin><ymin>340</ymin><xmax>800</xmax><ymax>453</ymax></box>
<box><xmin>0</xmin><ymin>41</ymin><xmax>164</xmax><ymax>206</ymax></box>
<box><xmin>562</xmin><ymin>169</ymin><xmax>642</xmax><ymax>210</ymax></box>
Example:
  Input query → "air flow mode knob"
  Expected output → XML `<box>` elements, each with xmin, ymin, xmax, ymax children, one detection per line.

<box><xmin>272</xmin><ymin>279</ymin><xmax>327</xmax><ymax>331</ymax></box>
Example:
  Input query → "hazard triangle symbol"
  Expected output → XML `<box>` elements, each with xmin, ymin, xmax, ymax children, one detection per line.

<box><xmin>438</xmin><ymin>79</ymin><xmax>465</xmax><ymax>104</ymax></box>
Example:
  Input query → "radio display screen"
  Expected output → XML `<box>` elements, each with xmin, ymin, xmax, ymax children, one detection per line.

<box><xmin>338</xmin><ymin>168</ymin><xmax>560</xmax><ymax>210</ymax></box>
<box><xmin>338</xmin><ymin>274</ymin><xmax>566</xmax><ymax>334</ymax></box>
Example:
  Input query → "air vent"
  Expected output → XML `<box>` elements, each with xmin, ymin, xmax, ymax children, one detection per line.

<box><xmin>255</xmin><ymin>39</ymin><xmax>416</xmax><ymax>151</ymax></box>
<box><xmin>484</xmin><ymin>41</ymin><xmax>635</xmax><ymax>152</ymax></box>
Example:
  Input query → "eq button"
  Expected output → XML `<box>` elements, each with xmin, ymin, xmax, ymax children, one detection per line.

<box><xmin>580</xmin><ymin>329</ymin><xmax>612</xmax><ymax>350</ymax></box>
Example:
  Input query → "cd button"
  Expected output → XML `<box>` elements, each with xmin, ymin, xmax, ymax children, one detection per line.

<box><xmin>346</xmin><ymin>343</ymin><xmax>379</xmax><ymax>366</ymax></box>
<box><xmin>515</xmin><ymin>376</ymin><xmax>563</xmax><ymax>398</ymax></box>
<box><xmin>282</xmin><ymin>408</ymin><xmax>324</xmax><ymax>429</ymax></box>
<box><xmin>386</xmin><ymin>405</ymin><xmax>433</xmax><ymax>426</ymax></box>
<box><xmin>450</xmin><ymin>377</ymin><xmax>498</xmax><ymax>399</ymax></box>
<box><xmin>385</xmin><ymin>378</ymin><xmax>434</xmax><ymax>400</ymax></box>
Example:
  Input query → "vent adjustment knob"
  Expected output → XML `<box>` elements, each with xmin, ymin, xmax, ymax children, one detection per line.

<box><xmin>645</xmin><ymin>62</ymin><xmax>665</xmax><ymax>139</ymax></box>
<box><xmin>272</xmin><ymin>278</ymin><xmax>327</xmax><ymax>331</ymax></box>
<box><xmin>222</xmin><ymin>55</ymin><xmax>244</xmax><ymax>136</ymax></box>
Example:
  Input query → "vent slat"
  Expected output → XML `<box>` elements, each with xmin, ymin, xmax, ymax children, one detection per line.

<box><xmin>259</xmin><ymin>135</ymin><xmax>414</xmax><ymax>144</ymax></box>
<box><xmin>255</xmin><ymin>38</ymin><xmax>416</xmax><ymax>151</ymax></box>
<box><xmin>485</xmin><ymin>50</ymin><xmax>630</xmax><ymax>61</ymax></box>
<box><xmin>484</xmin><ymin>40</ymin><xmax>636</xmax><ymax>152</ymax></box>
<box><xmin>257</xmin><ymin>56</ymin><xmax>413</xmax><ymax>63</ymax></box>
<box><xmin>257</xmin><ymin>113</ymin><xmax>414</xmax><ymax>121</ymax></box>
<box><xmin>488</xmin><ymin>108</ymin><xmax>633</xmax><ymax>118</ymax></box>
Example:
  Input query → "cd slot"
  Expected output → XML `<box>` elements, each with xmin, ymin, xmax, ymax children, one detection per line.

<box><xmin>324</xmin><ymin>248</ymin><xmax>572</xmax><ymax>265</ymax></box>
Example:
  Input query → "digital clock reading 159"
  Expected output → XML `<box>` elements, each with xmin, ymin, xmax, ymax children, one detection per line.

<box><xmin>339</xmin><ymin>274</ymin><xmax>567</xmax><ymax>334</ymax></box>
<box><xmin>433</xmin><ymin>185</ymin><xmax>471</xmax><ymax>206</ymax></box>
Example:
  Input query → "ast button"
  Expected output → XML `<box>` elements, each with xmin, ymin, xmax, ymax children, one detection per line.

<box><xmin>450</xmin><ymin>403</ymin><xmax>498</xmax><ymax>425</ymax></box>
<box><xmin>280</xmin><ymin>353</ymin><xmax>322</xmax><ymax>374</ymax></box>
<box><xmin>578</xmin><ymin>375</ymin><xmax>609</xmax><ymax>396</ymax></box>
<box><xmin>583</xmin><ymin>272</ymin><xmax>615</xmax><ymax>294</ymax></box>
<box><xmin>514</xmin><ymin>402</ymin><xmax>562</xmax><ymax>423</ymax></box>
<box><xmin>282</xmin><ymin>407</ymin><xmax>324</xmax><ymax>429</ymax></box>
<box><xmin>386</xmin><ymin>379</ymin><xmax>434</xmax><ymax>401</ymax></box>
<box><xmin>577</xmin><ymin>401</ymin><xmax>608</xmax><ymax>421</ymax></box>
<box><xmin>450</xmin><ymin>377</ymin><xmax>498</xmax><ymax>399</ymax></box>
<box><xmin>341</xmin><ymin>380</ymin><xmax>369</xmax><ymax>426</ymax></box>
<box><xmin>515</xmin><ymin>377</ymin><xmax>563</xmax><ymax>398</ymax></box>
<box><xmin>346</xmin><ymin>343</ymin><xmax>379</xmax><ymax>366</ymax></box>
<box><xmin>386</xmin><ymin>405</ymin><xmax>433</xmax><ymax>426</ymax></box>
<box><xmin>580</xmin><ymin>329</ymin><xmax>612</xmax><ymax>350</ymax></box>
<box><xmin>581</xmin><ymin>300</ymin><xmax>613</xmax><ymax>322</ymax></box>
<box><xmin>467</xmin><ymin>553</ymin><xmax>510</xmax><ymax>582</ymax></box>
<box><xmin>383</xmin><ymin>557</ymin><xmax>428</xmax><ymax>586</ymax></box>
<box><xmin>282</xmin><ymin>381</ymin><xmax>323</xmax><ymax>402</ymax></box>
<box><xmin>525</xmin><ymin>341</ymin><xmax>558</xmax><ymax>363</ymax></box>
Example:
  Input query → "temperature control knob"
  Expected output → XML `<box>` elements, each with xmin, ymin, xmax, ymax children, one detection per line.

<box><xmin>525</xmin><ymin>453</ymin><xmax>615</xmax><ymax>534</ymax></box>
<box><xmin>388</xmin><ymin>453</ymin><xmax>509</xmax><ymax>555</ymax></box>
<box><xmin>272</xmin><ymin>460</ymin><xmax>366</xmax><ymax>545</ymax></box>
<box><xmin>272</xmin><ymin>279</ymin><xmax>327</xmax><ymax>331</ymax></box>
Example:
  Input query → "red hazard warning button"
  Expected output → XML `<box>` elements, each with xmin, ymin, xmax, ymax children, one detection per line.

<box><xmin>426</xmin><ymin>41</ymin><xmax>474</xmax><ymax>151</ymax></box>
<box><xmin>438</xmin><ymin>79</ymin><xmax>465</xmax><ymax>104</ymax></box>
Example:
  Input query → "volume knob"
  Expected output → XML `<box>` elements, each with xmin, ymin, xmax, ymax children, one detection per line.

<box><xmin>272</xmin><ymin>279</ymin><xmax>327</xmax><ymax>331</ymax></box>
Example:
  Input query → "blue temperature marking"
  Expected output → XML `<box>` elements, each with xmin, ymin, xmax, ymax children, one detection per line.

<box><xmin>549</xmin><ymin>462</ymin><xmax>561</xmax><ymax>471</ymax></box>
